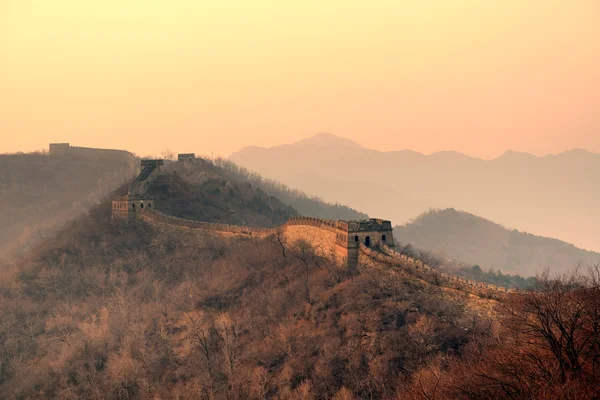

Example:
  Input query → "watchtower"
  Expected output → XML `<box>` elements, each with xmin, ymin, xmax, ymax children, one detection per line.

<box><xmin>344</xmin><ymin>218</ymin><xmax>394</xmax><ymax>265</ymax></box>
<box><xmin>49</xmin><ymin>143</ymin><xmax>70</xmax><ymax>155</ymax></box>
<box><xmin>112</xmin><ymin>159</ymin><xmax>163</xmax><ymax>221</ymax></box>
<box><xmin>178</xmin><ymin>153</ymin><xmax>195</xmax><ymax>162</ymax></box>
<box><xmin>140</xmin><ymin>159</ymin><xmax>164</xmax><ymax>168</ymax></box>
<box><xmin>112</xmin><ymin>195</ymin><xmax>156</xmax><ymax>221</ymax></box>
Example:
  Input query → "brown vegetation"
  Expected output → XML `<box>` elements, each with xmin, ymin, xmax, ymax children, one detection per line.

<box><xmin>398</xmin><ymin>267</ymin><xmax>600</xmax><ymax>400</ymax></box>
<box><xmin>1</xmin><ymin>157</ymin><xmax>598</xmax><ymax>399</ymax></box>
<box><xmin>0</xmin><ymin>203</ymin><xmax>485</xmax><ymax>399</ymax></box>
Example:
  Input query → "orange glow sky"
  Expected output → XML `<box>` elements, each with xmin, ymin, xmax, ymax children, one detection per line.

<box><xmin>1</xmin><ymin>0</ymin><xmax>599</xmax><ymax>158</ymax></box>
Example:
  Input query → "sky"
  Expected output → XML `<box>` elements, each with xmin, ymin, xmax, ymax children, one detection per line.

<box><xmin>1</xmin><ymin>0</ymin><xmax>599</xmax><ymax>159</ymax></box>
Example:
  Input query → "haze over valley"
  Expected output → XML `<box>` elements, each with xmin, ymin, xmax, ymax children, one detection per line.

<box><xmin>231</xmin><ymin>133</ymin><xmax>600</xmax><ymax>253</ymax></box>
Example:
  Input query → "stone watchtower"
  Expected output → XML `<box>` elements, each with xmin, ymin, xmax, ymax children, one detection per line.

<box><xmin>111</xmin><ymin>195</ymin><xmax>157</xmax><ymax>221</ymax></box>
<box><xmin>49</xmin><ymin>143</ymin><xmax>70</xmax><ymax>155</ymax></box>
<box><xmin>177</xmin><ymin>153</ymin><xmax>196</xmax><ymax>163</ymax></box>
<box><xmin>345</xmin><ymin>218</ymin><xmax>394</xmax><ymax>265</ymax></box>
<box><xmin>112</xmin><ymin>159</ymin><xmax>163</xmax><ymax>221</ymax></box>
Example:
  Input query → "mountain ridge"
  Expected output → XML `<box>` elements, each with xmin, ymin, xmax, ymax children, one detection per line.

<box><xmin>395</xmin><ymin>208</ymin><xmax>600</xmax><ymax>276</ymax></box>
<box><xmin>232</xmin><ymin>133</ymin><xmax>599</xmax><ymax>160</ymax></box>
<box><xmin>230</xmin><ymin>133</ymin><xmax>600</xmax><ymax>253</ymax></box>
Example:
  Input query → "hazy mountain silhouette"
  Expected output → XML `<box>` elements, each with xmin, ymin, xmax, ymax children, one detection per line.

<box><xmin>395</xmin><ymin>208</ymin><xmax>600</xmax><ymax>276</ymax></box>
<box><xmin>230</xmin><ymin>133</ymin><xmax>600</xmax><ymax>253</ymax></box>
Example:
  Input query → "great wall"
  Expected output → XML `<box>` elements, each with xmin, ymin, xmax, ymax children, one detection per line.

<box><xmin>47</xmin><ymin>144</ymin><xmax>515</xmax><ymax>299</ymax></box>
<box><xmin>107</xmin><ymin>153</ymin><xmax>516</xmax><ymax>299</ymax></box>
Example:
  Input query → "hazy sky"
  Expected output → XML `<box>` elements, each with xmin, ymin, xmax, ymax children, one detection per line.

<box><xmin>1</xmin><ymin>0</ymin><xmax>599</xmax><ymax>158</ymax></box>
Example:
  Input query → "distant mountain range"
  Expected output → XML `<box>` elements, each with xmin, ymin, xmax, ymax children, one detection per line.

<box><xmin>395</xmin><ymin>208</ymin><xmax>600</xmax><ymax>276</ymax></box>
<box><xmin>230</xmin><ymin>133</ymin><xmax>600</xmax><ymax>253</ymax></box>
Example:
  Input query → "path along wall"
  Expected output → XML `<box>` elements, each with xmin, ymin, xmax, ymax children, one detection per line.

<box><xmin>137</xmin><ymin>209</ymin><xmax>512</xmax><ymax>296</ymax></box>
<box><xmin>138</xmin><ymin>211</ymin><xmax>349</xmax><ymax>263</ymax></box>
<box><xmin>138</xmin><ymin>209</ymin><xmax>276</xmax><ymax>238</ymax></box>
<box><xmin>359</xmin><ymin>244</ymin><xmax>513</xmax><ymax>299</ymax></box>
<box><xmin>283</xmin><ymin>217</ymin><xmax>349</xmax><ymax>262</ymax></box>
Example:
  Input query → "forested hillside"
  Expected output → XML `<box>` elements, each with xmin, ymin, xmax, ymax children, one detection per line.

<box><xmin>0</xmin><ymin>202</ymin><xmax>475</xmax><ymax>399</ymax></box>
<box><xmin>212</xmin><ymin>158</ymin><xmax>368</xmax><ymax>222</ymax></box>
<box><xmin>148</xmin><ymin>161</ymin><xmax>298</xmax><ymax>227</ymax></box>
<box><xmin>0</xmin><ymin>151</ymin><xmax>137</xmax><ymax>260</ymax></box>
<box><xmin>394</xmin><ymin>208</ymin><xmax>600</xmax><ymax>276</ymax></box>
<box><xmin>1</xmin><ymin>164</ymin><xmax>599</xmax><ymax>399</ymax></box>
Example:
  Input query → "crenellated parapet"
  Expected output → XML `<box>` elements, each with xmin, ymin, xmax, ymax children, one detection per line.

<box><xmin>283</xmin><ymin>216</ymin><xmax>347</xmax><ymax>232</ymax></box>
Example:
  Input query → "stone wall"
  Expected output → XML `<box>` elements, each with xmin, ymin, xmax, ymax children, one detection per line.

<box><xmin>133</xmin><ymin>207</ymin><xmax>514</xmax><ymax>298</ymax></box>
<box><xmin>137</xmin><ymin>212</ymin><xmax>348</xmax><ymax>262</ymax></box>
<box><xmin>49</xmin><ymin>143</ymin><xmax>134</xmax><ymax>159</ymax></box>
<box><xmin>283</xmin><ymin>223</ymin><xmax>347</xmax><ymax>262</ymax></box>
<box><xmin>112</xmin><ymin>198</ymin><xmax>157</xmax><ymax>221</ymax></box>
<box><xmin>129</xmin><ymin>164</ymin><xmax>161</xmax><ymax>196</ymax></box>
<box><xmin>139</xmin><ymin>209</ymin><xmax>275</xmax><ymax>237</ymax></box>
<box><xmin>361</xmin><ymin>244</ymin><xmax>513</xmax><ymax>299</ymax></box>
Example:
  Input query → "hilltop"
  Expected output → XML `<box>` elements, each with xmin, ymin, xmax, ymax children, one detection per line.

<box><xmin>212</xmin><ymin>157</ymin><xmax>368</xmax><ymax>221</ymax></box>
<box><xmin>395</xmin><ymin>208</ymin><xmax>600</xmax><ymax>277</ymax></box>
<box><xmin>0</xmin><ymin>150</ymin><xmax>137</xmax><ymax>260</ymax></box>
<box><xmin>230</xmin><ymin>133</ymin><xmax>600</xmax><ymax>254</ymax></box>
<box><xmin>145</xmin><ymin>161</ymin><xmax>297</xmax><ymax>227</ymax></box>
<box><xmin>146</xmin><ymin>157</ymin><xmax>366</xmax><ymax>225</ymax></box>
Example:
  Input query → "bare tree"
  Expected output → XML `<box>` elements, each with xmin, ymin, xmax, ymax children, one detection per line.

<box><xmin>272</xmin><ymin>229</ymin><xmax>287</xmax><ymax>258</ymax></box>
<box><xmin>500</xmin><ymin>266</ymin><xmax>600</xmax><ymax>381</ymax></box>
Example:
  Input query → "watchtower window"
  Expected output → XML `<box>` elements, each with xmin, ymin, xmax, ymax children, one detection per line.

<box><xmin>354</xmin><ymin>235</ymin><xmax>359</xmax><ymax>242</ymax></box>
<box><xmin>365</xmin><ymin>236</ymin><xmax>371</xmax><ymax>247</ymax></box>
<box><xmin>382</xmin><ymin>234</ymin><xmax>387</xmax><ymax>242</ymax></box>
<box><xmin>148</xmin><ymin>203</ymin><xmax>152</xmax><ymax>209</ymax></box>
<box><xmin>140</xmin><ymin>203</ymin><xmax>144</xmax><ymax>209</ymax></box>
<box><xmin>132</xmin><ymin>203</ymin><xmax>135</xmax><ymax>209</ymax></box>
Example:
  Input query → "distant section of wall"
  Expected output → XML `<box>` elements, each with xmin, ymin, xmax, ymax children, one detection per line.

<box><xmin>129</xmin><ymin>161</ymin><xmax>163</xmax><ymax>196</ymax></box>
<box><xmin>49</xmin><ymin>143</ymin><xmax>134</xmax><ymax>159</ymax></box>
<box><xmin>48</xmin><ymin>143</ymin><xmax>71</xmax><ymax>155</ymax></box>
